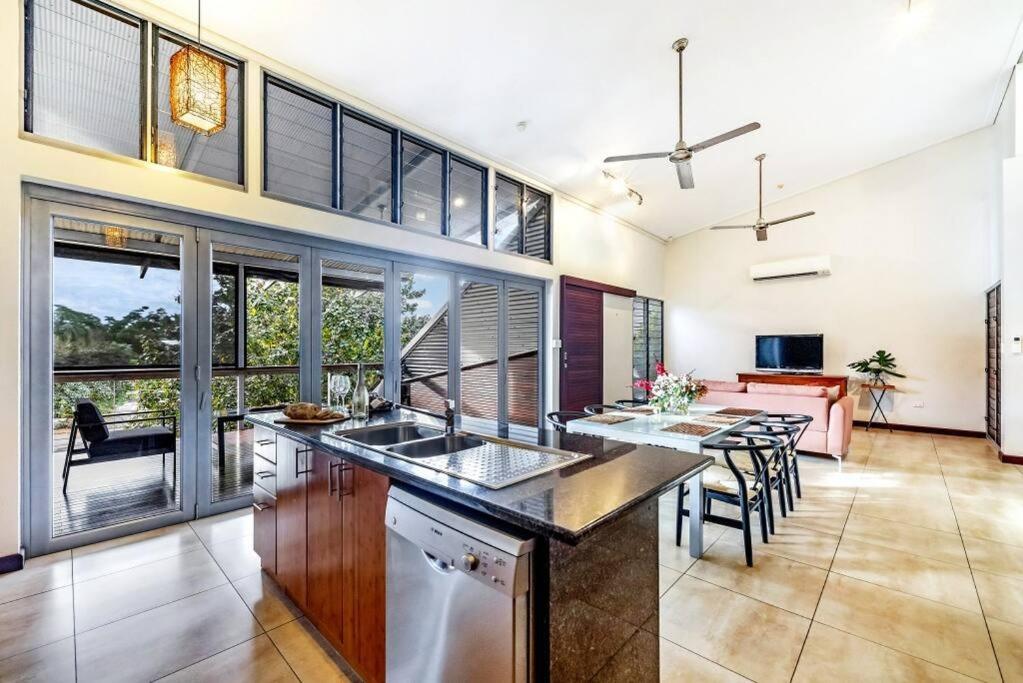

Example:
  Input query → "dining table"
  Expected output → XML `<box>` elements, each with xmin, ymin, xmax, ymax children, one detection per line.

<box><xmin>566</xmin><ymin>403</ymin><xmax>766</xmax><ymax>558</ymax></box>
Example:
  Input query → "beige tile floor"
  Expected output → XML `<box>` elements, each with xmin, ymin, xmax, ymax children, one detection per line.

<box><xmin>0</xmin><ymin>428</ymin><xmax>1021</xmax><ymax>681</ymax></box>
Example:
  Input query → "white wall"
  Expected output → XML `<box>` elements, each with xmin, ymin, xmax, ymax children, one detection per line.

<box><xmin>664</xmin><ymin>127</ymin><xmax>1001</xmax><ymax>432</ymax></box>
<box><xmin>0</xmin><ymin>0</ymin><xmax>665</xmax><ymax>555</ymax></box>
<box><xmin>602</xmin><ymin>294</ymin><xmax>634</xmax><ymax>404</ymax></box>
<box><xmin>999</xmin><ymin>65</ymin><xmax>1023</xmax><ymax>456</ymax></box>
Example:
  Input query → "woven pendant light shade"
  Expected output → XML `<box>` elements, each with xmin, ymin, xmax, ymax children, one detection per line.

<box><xmin>169</xmin><ymin>44</ymin><xmax>227</xmax><ymax>136</ymax></box>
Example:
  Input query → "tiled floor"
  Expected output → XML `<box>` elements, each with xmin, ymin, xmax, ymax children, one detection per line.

<box><xmin>1</xmin><ymin>428</ymin><xmax>1021</xmax><ymax>681</ymax></box>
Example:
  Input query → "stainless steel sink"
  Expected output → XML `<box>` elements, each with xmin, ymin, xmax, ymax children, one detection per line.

<box><xmin>340</xmin><ymin>423</ymin><xmax>444</xmax><ymax>447</ymax></box>
<box><xmin>387</xmin><ymin>434</ymin><xmax>485</xmax><ymax>459</ymax></box>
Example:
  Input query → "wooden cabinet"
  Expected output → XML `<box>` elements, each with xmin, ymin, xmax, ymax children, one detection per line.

<box><xmin>276</xmin><ymin>437</ymin><xmax>309</xmax><ymax>605</ymax></box>
<box><xmin>251</xmin><ymin>433</ymin><xmax>389</xmax><ymax>683</ymax></box>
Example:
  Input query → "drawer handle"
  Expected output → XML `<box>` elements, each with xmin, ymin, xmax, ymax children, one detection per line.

<box><xmin>256</xmin><ymin>439</ymin><xmax>274</xmax><ymax>446</ymax></box>
<box><xmin>255</xmin><ymin>471</ymin><xmax>275</xmax><ymax>480</ymax></box>
<box><xmin>252</xmin><ymin>502</ymin><xmax>272</xmax><ymax>512</ymax></box>
<box><xmin>296</xmin><ymin>447</ymin><xmax>313</xmax><ymax>476</ymax></box>
<box><xmin>338</xmin><ymin>463</ymin><xmax>354</xmax><ymax>500</ymax></box>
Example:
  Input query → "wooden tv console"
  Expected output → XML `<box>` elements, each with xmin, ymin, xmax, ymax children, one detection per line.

<box><xmin>736</xmin><ymin>372</ymin><xmax>850</xmax><ymax>399</ymax></box>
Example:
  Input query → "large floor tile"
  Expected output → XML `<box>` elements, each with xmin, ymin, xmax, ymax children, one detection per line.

<box><xmin>659</xmin><ymin>637</ymin><xmax>748</xmax><ymax>682</ymax></box>
<box><xmin>658</xmin><ymin>518</ymin><xmax>726</xmax><ymax>574</ymax></box>
<box><xmin>268</xmin><ymin>618</ymin><xmax>355</xmax><ymax>682</ymax></box>
<box><xmin>72</xmin><ymin>523</ymin><xmax>204</xmax><ymax>583</ymax></box>
<box><xmin>850</xmin><ymin>497</ymin><xmax>958</xmax><ymax>533</ymax></box>
<box><xmin>0</xmin><ymin>586</ymin><xmax>74</xmax><ymax>660</ymax></box>
<box><xmin>718</xmin><ymin>521</ymin><xmax>840</xmax><ymax>570</ymax></box>
<box><xmin>972</xmin><ymin>570</ymin><xmax>1023</xmax><ymax>627</ymax></box>
<box><xmin>233</xmin><ymin>571</ymin><xmax>303</xmax><ymax>630</ymax></box>
<box><xmin>793</xmin><ymin>622</ymin><xmax>972</xmax><ymax>682</ymax></box>
<box><xmin>76</xmin><ymin>583</ymin><xmax>262</xmax><ymax>683</ymax></box>
<box><xmin>189</xmin><ymin>508</ymin><xmax>254</xmax><ymax>547</ymax></box>
<box><xmin>660</xmin><ymin>575</ymin><xmax>809</xmax><ymax>683</ymax></box>
<box><xmin>987</xmin><ymin>617</ymin><xmax>1023</xmax><ymax>683</ymax></box>
<box><xmin>687</xmin><ymin>538</ymin><xmax>827</xmax><ymax>617</ymax></box>
<box><xmin>777</xmin><ymin>497</ymin><xmax>850</xmax><ymax>536</ymax></box>
<box><xmin>208</xmin><ymin>535</ymin><xmax>262</xmax><ymax>581</ymax></box>
<box><xmin>159</xmin><ymin>634</ymin><xmax>298</xmax><ymax>682</ymax></box>
<box><xmin>0</xmin><ymin>636</ymin><xmax>76</xmax><ymax>683</ymax></box>
<box><xmin>0</xmin><ymin>551</ymin><xmax>71</xmax><ymax>606</ymax></box>
<box><xmin>830</xmin><ymin>537</ymin><xmax>980</xmax><ymax>613</ymax></box>
<box><xmin>814</xmin><ymin>573</ymin><xmax>999</xmax><ymax>682</ymax></box>
<box><xmin>964</xmin><ymin>535</ymin><xmax>1023</xmax><ymax>579</ymax></box>
<box><xmin>659</xmin><ymin>564</ymin><xmax>682</xmax><ymax>597</ymax></box>
<box><xmin>74</xmin><ymin>547</ymin><xmax>227</xmax><ymax>632</ymax></box>
<box><xmin>841</xmin><ymin>513</ymin><xmax>967</xmax><ymax>566</ymax></box>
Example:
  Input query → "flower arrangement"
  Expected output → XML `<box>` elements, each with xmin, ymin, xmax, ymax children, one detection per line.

<box><xmin>634</xmin><ymin>362</ymin><xmax>707</xmax><ymax>415</ymax></box>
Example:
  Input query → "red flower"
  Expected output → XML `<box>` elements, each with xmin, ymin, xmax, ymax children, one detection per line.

<box><xmin>633</xmin><ymin>379</ymin><xmax>653</xmax><ymax>392</ymax></box>
<box><xmin>655</xmin><ymin>361</ymin><xmax>666</xmax><ymax>376</ymax></box>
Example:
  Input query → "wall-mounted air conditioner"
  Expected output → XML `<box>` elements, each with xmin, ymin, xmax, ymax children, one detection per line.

<box><xmin>749</xmin><ymin>255</ymin><xmax>831</xmax><ymax>282</ymax></box>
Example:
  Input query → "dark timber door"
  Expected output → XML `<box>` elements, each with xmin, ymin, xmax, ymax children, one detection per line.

<box><xmin>986</xmin><ymin>285</ymin><xmax>1001</xmax><ymax>445</ymax></box>
<box><xmin>559</xmin><ymin>276</ymin><xmax>637</xmax><ymax>412</ymax></box>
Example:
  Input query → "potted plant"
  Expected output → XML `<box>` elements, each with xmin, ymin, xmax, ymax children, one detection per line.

<box><xmin>847</xmin><ymin>350</ymin><xmax>906</xmax><ymax>387</ymax></box>
<box><xmin>634</xmin><ymin>362</ymin><xmax>707</xmax><ymax>415</ymax></box>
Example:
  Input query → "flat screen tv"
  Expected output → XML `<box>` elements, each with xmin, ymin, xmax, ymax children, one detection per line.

<box><xmin>755</xmin><ymin>334</ymin><xmax>823</xmax><ymax>374</ymax></box>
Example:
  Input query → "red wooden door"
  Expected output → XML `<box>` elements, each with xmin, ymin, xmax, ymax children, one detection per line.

<box><xmin>560</xmin><ymin>282</ymin><xmax>604</xmax><ymax>411</ymax></box>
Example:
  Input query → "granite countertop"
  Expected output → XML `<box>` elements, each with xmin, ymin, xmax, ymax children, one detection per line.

<box><xmin>246</xmin><ymin>409</ymin><xmax>712</xmax><ymax>545</ymax></box>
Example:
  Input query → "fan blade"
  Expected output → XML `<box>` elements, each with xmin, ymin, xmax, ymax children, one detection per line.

<box><xmin>603</xmin><ymin>151</ymin><xmax>671</xmax><ymax>163</ymax></box>
<box><xmin>765</xmin><ymin>211</ymin><xmax>815</xmax><ymax>226</ymax></box>
<box><xmin>710</xmin><ymin>225</ymin><xmax>755</xmax><ymax>230</ymax></box>
<box><xmin>676</xmin><ymin>161</ymin><xmax>695</xmax><ymax>189</ymax></box>
<box><xmin>689</xmin><ymin>122</ymin><xmax>761</xmax><ymax>153</ymax></box>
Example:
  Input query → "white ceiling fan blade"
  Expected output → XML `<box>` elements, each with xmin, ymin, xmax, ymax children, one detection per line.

<box><xmin>710</xmin><ymin>225</ymin><xmax>754</xmax><ymax>230</ymax></box>
<box><xmin>765</xmin><ymin>211</ymin><xmax>815</xmax><ymax>226</ymax></box>
<box><xmin>676</xmin><ymin>161</ymin><xmax>694</xmax><ymax>189</ymax></box>
<box><xmin>689</xmin><ymin>122</ymin><xmax>761</xmax><ymax>153</ymax></box>
<box><xmin>603</xmin><ymin>151</ymin><xmax>671</xmax><ymax>163</ymax></box>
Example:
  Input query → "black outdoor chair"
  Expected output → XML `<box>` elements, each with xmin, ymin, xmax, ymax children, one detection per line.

<box><xmin>546</xmin><ymin>411</ymin><xmax>588</xmax><ymax>432</ymax></box>
<box><xmin>614</xmin><ymin>398</ymin><xmax>648</xmax><ymax>408</ymax></box>
<box><xmin>752</xmin><ymin>413</ymin><xmax>813</xmax><ymax>507</ymax></box>
<box><xmin>62</xmin><ymin>399</ymin><xmax>177</xmax><ymax>495</ymax></box>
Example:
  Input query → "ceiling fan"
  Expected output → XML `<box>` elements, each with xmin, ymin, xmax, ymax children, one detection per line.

<box><xmin>603</xmin><ymin>38</ymin><xmax>760</xmax><ymax>189</ymax></box>
<box><xmin>711</xmin><ymin>154</ymin><xmax>815</xmax><ymax>241</ymax></box>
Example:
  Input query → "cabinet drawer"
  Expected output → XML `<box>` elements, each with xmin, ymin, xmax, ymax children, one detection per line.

<box><xmin>252</xmin><ymin>486</ymin><xmax>276</xmax><ymax>576</ymax></box>
<box><xmin>253</xmin><ymin>427</ymin><xmax>277</xmax><ymax>463</ymax></box>
<box><xmin>253</xmin><ymin>454</ymin><xmax>277</xmax><ymax>496</ymax></box>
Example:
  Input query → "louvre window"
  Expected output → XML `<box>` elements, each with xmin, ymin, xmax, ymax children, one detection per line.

<box><xmin>27</xmin><ymin>0</ymin><xmax>143</xmax><ymax>158</ymax></box>
<box><xmin>401</xmin><ymin>138</ymin><xmax>444</xmax><ymax>233</ymax></box>
<box><xmin>633</xmin><ymin>297</ymin><xmax>664</xmax><ymax>400</ymax></box>
<box><xmin>342</xmin><ymin>114</ymin><xmax>394</xmax><ymax>221</ymax></box>
<box><xmin>495</xmin><ymin>175</ymin><xmax>552</xmax><ymax>262</ymax></box>
<box><xmin>264</xmin><ymin>79</ymin><xmax>334</xmax><ymax>207</ymax></box>
<box><xmin>449</xmin><ymin>159</ymin><xmax>487</xmax><ymax>245</ymax></box>
<box><xmin>154</xmin><ymin>30</ymin><xmax>243</xmax><ymax>184</ymax></box>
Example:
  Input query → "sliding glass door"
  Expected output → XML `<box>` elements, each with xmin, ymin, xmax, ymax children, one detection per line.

<box><xmin>26</xmin><ymin>201</ymin><xmax>199</xmax><ymax>554</ymax></box>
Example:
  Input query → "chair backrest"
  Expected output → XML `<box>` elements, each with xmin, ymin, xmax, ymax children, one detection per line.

<box><xmin>703</xmin><ymin>432</ymin><xmax>781</xmax><ymax>491</ymax></box>
<box><xmin>758</xmin><ymin>413</ymin><xmax>813</xmax><ymax>448</ymax></box>
<box><xmin>583</xmin><ymin>404</ymin><xmax>621</xmax><ymax>415</ymax></box>
<box><xmin>74</xmin><ymin>400</ymin><xmax>109</xmax><ymax>444</ymax></box>
<box><xmin>614</xmin><ymin>398</ymin><xmax>648</xmax><ymax>408</ymax></box>
<box><xmin>546</xmin><ymin>411</ymin><xmax>588</xmax><ymax>432</ymax></box>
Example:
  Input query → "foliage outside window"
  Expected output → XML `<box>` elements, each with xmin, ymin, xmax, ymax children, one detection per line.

<box><xmin>633</xmin><ymin>297</ymin><xmax>664</xmax><ymax>401</ymax></box>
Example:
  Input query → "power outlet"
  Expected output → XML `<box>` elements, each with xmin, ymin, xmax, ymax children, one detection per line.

<box><xmin>912</xmin><ymin>401</ymin><xmax>925</xmax><ymax>408</ymax></box>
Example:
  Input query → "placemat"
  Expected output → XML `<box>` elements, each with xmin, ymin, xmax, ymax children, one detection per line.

<box><xmin>581</xmin><ymin>414</ymin><xmax>636</xmax><ymax>425</ymax></box>
<box><xmin>622</xmin><ymin>406</ymin><xmax>656</xmax><ymax>415</ymax></box>
<box><xmin>661</xmin><ymin>422</ymin><xmax>718</xmax><ymax>437</ymax></box>
<box><xmin>716</xmin><ymin>407</ymin><xmax>762</xmax><ymax>417</ymax></box>
<box><xmin>694</xmin><ymin>413</ymin><xmax>745</xmax><ymax>425</ymax></box>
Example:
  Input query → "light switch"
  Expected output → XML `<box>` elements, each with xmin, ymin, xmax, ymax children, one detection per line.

<box><xmin>1013</xmin><ymin>336</ymin><xmax>1022</xmax><ymax>354</ymax></box>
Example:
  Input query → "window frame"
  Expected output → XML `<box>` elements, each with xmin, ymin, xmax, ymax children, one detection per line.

<box><xmin>151</xmin><ymin>26</ymin><xmax>246</xmax><ymax>186</ymax></box>
<box><xmin>399</xmin><ymin>133</ymin><xmax>446</xmax><ymax>235</ymax></box>
<box><xmin>632</xmin><ymin>296</ymin><xmax>664</xmax><ymax>400</ymax></box>
<box><xmin>22</xmin><ymin>0</ymin><xmax>248</xmax><ymax>188</ymax></box>
<box><xmin>494</xmin><ymin>173</ymin><xmax>552</xmax><ymax>263</ymax></box>
<box><xmin>447</xmin><ymin>154</ymin><xmax>489</xmax><ymax>247</ymax></box>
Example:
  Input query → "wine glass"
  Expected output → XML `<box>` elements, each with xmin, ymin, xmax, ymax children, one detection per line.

<box><xmin>334</xmin><ymin>374</ymin><xmax>352</xmax><ymax>411</ymax></box>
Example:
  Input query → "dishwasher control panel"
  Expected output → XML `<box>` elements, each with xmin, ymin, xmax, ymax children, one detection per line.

<box><xmin>385</xmin><ymin>492</ymin><xmax>531</xmax><ymax>598</ymax></box>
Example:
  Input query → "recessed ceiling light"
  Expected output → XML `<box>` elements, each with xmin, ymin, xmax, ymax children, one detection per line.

<box><xmin>516</xmin><ymin>120</ymin><xmax>529</xmax><ymax>132</ymax></box>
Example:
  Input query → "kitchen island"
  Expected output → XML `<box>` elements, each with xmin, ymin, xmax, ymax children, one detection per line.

<box><xmin>245</xmin><ymin>409</ymin><xmax>712</xmax><ymax>682</ymax></box>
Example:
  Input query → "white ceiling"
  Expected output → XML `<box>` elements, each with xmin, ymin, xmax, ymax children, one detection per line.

<box><xmin>154</xmin><ymin>0</ymin><xmax>1023</xmax><ymax>240</ymax></box>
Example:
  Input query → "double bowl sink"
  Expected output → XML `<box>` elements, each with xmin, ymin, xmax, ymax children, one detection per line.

<box><xmin>333</xmin><ymin>421</ymin><xmax>591</xmax><ymax>489</ymax></box>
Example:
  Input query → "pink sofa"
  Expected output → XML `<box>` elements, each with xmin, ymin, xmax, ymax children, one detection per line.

<box><xmin>698</xmin><ymin>380</ymin><xmax>854</xmax><ymax>458</ymax></box>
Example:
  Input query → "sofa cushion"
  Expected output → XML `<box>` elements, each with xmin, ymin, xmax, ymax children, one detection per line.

<box><xmin>699</xmin><ymin>390</ymin><xmax>830</xmax><ymax>432</ymax></box>
<box><xmin>747</xmin><ymin>382</ymin><xmax>828</xmax><ymax>398</ymax></box>
<box><xmin>701</xmin><ymin>380</ymin><xmax>747</xmax><ymax>393</ymax></box>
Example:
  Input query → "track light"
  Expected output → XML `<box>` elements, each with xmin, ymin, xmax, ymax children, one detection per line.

<box><xmin>602</xmin><ymin>170</ymin><xmax>643</xmax><ymax>206</ymax></box>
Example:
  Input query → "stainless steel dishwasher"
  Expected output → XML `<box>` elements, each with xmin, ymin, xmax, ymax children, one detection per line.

<box><xmin>385</xmin><ymin>486</ymin><xmax>534</xmax><ymax>682</ymax></box>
